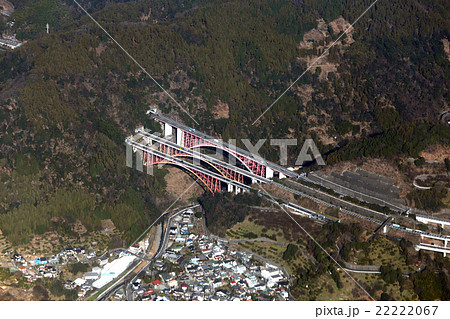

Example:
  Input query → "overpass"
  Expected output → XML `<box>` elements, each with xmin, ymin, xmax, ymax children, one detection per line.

<box><xmin>416</xmin><ymin>215</ymin><xmax>450</xmax><ymax>229</ymax></box>
<box><xmin>125</xmin><ymin>113</ymin><xmax>450</xmax><ymax>250</ymax></box>
<box><xmin>367</xmin><ymin>217</ymin><xmax>393</xmax><ymax>242</ymax></box>
<box><xmin>148</xmin><ymin>111</ymin><xmax>299</xmax><ymax>180</ymax></box>
<box><xmin>126</xmin><ymin>133</ymin><xmax>252</xmax><ymax>194</ymax></box>
<box><xmin>135</xmin><ymin>127</ymin><xmax>273</xmax><ymax>185</ymax></box>
<box><xmin>415</xmin><ymin>243</ymin><xmax>450</xmax><ymax>257</ymax></box>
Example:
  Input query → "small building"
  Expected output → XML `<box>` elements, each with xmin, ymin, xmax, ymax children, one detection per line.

<box><xmin>92</xmin><ymin>267</ymin><xmax>101</xmax><ymax>274</ymax></box>
<box><xmin>84</xmin><ymin>272</ymin><xmax>99</xmax><ymax>281</ymax></box>
<box><xmin>35</xmin><ymin>257</ymin><xmax>47</xmax><ymax>265</ymax></box>
<box><xmin>99</xmin><ymin>255</ymin><xmax>108</xmax><ymax>266</ymax></box>
<box><xmin>168</xmin><ymin>279</ymin><xmax>178</xmax><ymax>288</ymax></box>
<box><xmin>159</xmin><ymin>272</ymin><xmax>172</xmax><ymax>282</ymax></box>
<box><xmin>153</xmin><ymin>260</ymin><xmax>165</xmax><ymax>270</ymax></box>
<box><xmin>0</xmin><ymin>38</ymin><xmax>22</xmax><ymax>50</ymax></box>
<box><xmin>74</xmin><ymin>278</ymin><xmax>86</xmax><ymax>287</ymax></box>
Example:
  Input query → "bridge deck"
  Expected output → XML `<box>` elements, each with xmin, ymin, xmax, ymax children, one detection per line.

<box><xmin>137</xmin><ymin>128</ymin><xmax>272</xmax><ymax>183</ymax></box>
<box><xmin>126</xmin><ymin>136</ymin><xmax>252</xmax><ymax>191</ymax></box>
<box><xmin>149</xmin><ymin>113</ymin><xmax>299</xmax><ymax>178</ymax></box>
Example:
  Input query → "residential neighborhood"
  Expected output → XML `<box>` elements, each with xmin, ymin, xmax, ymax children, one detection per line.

<box><xmin>108</xmin><ymin>208</ymin><xmax>291</xmax><ymax>301</ymax></box>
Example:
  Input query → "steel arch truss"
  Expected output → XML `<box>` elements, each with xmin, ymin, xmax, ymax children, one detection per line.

<box><xmin>144</xmin><ymin>141</ymin><xmax>245</xmax><ymax>185</ymax></box>
<box><xmin>182</xmin><ymin>131</ymin><xmax>266</xmax><ymax>178</ymax></box>
<box><xmin>142</xmin><ymin>151</ymin><xmax>222</xmax><ymax>194</ymax></box>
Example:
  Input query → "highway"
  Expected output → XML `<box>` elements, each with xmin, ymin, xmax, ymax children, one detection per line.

<box><xmin>271</xmin><ymin>180</ymin><xmax>448</xmax><ymax>240</ymax></box>
<box><xmin>131</xmin><ymin>119</ymin><xmax>450</xmax><ymax>251</ymax></box>
<box><xmin>415</xmin><ymin>243</ymin><xmax>450</xmax><ymax>257</ymax></box>
<box><xmin>96</xmin><ymin>204</ymin><xmax>199</xmax><ymax>301</ymax></box>
<box><xmin>131</xmin><ymin>134</ymin><xmax>450</xmax><ymax>242</ymax></box>
<box><xmin>283</xmin><ymin>179</ymin><xmax>390</xmax><ymax>220</ymax></box>
<box><xmin>389</xmin><ymin>224</ymin><xmax>450</xmax><ymax>241</ymax></box>
<box><xmin>149</xmin><ymin>112</ymin><xmax>300</xmax><ymax>179</ymax></box>
<box><xmin>126</xmin><ymin>137</ymin><xmax>253</xmax><ymax>192</ymax></box>
<box><xmin>136</xmin><ymin>128</ymin><xmax>272</xmax><ymax>183</ymax></box>
<box><xmin>282</xmin><ymin>202</ymin><xmax>334</xmax><ymax>223</ymax></box>
<box><xmin>279</xmin><ymin>181</ymin><xmax>450</xmax><ymax>241</ymax></box>
<box><xmin>132</xmin><ymin>129</ymin><xmax>389</xmax><ymax>226</ymax></box>
<box><xmin>305</xmin><ymin>172</ymin><xmax>406</xmax><ymax>212</ymax></box>
<box><xmin>125</xmin><ymin>206</ymin><xmax>196</xmax><ymax>301</ymax></box>
<box><xmin>130</xmin><ymin>135</ymin><xmax>450</xmax><ymax>242</ymax></box>
<box><xmin>271</xmin><ymin>180</ymin><xmax>383</xmax><ymax>224</ymax></box>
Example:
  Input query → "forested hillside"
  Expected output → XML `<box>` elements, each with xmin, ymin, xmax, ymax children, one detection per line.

<box><xmin>0</xmin><ymin>0</ymin><xmax>448</xmax><ymax>245</ymax></box>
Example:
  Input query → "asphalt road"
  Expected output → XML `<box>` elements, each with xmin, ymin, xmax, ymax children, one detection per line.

<box><xmin>125</xmin><ymin>205</ymin><xmax>198</xmax><ymax>301</ymax></box>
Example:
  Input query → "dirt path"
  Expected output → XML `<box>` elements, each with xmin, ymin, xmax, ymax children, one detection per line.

<box><xmin>0</xmin><ymin>0</ymin><xmax>14</xmax><ymax>13</ymax></box>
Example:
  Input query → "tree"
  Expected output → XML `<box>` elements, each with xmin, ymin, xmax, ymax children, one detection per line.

<box><xmin>49</xmin><ymin>280</ymin><xmax>64</xmax><ymax>297</ymax></box>
<box><xmin>414</xmin><ymin>157</ymin><xmax>425</xmax><ymax>166</ymax></box>
<box><xmin>445</xmin><ymin>158</ymin><xmax>450</xmax><ymax>172</ymax></box>
<box><xmin>282</xmin><ymin>244</ymin><xmax>299</xmax><ymax>261</ymax></box>
<box><xmin>380</xmin><ymin>292</ymin><xmax>390</xmax><ymax>301</ymax></box>
<box><xmin>411</xmin><ymin>269</ymin><xmax>444</xmax><ymax>300</ymax></box>
<box><xmin>69</xmin><ymin>262</ymin><xmax>88</xmax><ymax>275</ymax></box>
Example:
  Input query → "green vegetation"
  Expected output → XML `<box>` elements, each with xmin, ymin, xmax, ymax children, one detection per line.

<box><xmin>0</xmin><ymin>189</ymin><xmax>97</xmax><ymax>245</ymax></box>
<box><xmin>198</xmin><ymin>191</ymin><xmax>262</xmax><ymax>236</ymax></box>
<box><xmin>0</xmin><ymin>0</ymin><xmax>447</xmax><ymax>232</ymax></box>
<box><xmin>48</xmin><ymin>279</ymin><xmax>77</xmax><ymax>300</ymax></box>
<box><xmin>69</xmin><ymin>262</ymin><xmax>89</xmax><ymax>275</ymax></box>
<box><xmin>380</xmin><ymin>265</ymin><xmax>403</xmax><ymax>285</ymax></box>
<box><xmin>411</xmin><ymin>269</ymin><xmax>444</xmax><ymax>301</ymax></box>
<box><xmin>327</xmin><ymin>122</ymin><xmax>450</xmax><ymax>164</ymax></box>
<box><xmin>407</xmin><ymin>187</ymin><xmax>448</xmax><ymax>212</ymax></box>
<box><xmin>194</xmin><ymin>211</ymin><xmax>202</xmax><ymax>218</ymax></box>
<box><xmin>1</xmin><ymin>0</ymin><xmax>447</xmax><ymax>171</ymax></box>
<box><xmin>0</xmin><ymin>268</ymin><xmax>12</xmax><ymax>281</ymax></box>
<box><xmin>335</xmin><ymin>120</ymin><xmax>359</xmax><ymax>136</ymax></box>
<box><xmin>414</xmin><ymin>157</ymin><xmax>426</xmax><ymax>167</ymax></box>
<box><xmin>0</xmin><ymin>0</ymin><xmax>449</xmax><ymax>301</ymax></box>
<box><xmin>282</xmin><ymin>243</ymin><xmax>298</xmax><ymax>261</ymax></box>
<box><xmin>32</xmin><ymin>284</ymin><xmax>49</xmax><ymax>300</ymax></box>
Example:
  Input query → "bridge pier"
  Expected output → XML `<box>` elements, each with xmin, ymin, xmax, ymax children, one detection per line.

<box><xmin>176</xmin><ymin>128</ymin><xmax>183</xmax><ymax>146</ymax></box>
<box><xmin>164</xmin><ymin>123</ymin><xmax>173</xmax><ymax>138</ymax></box>
<box><xmin>266</xmin><ymin>167</ymin><xmax>274</xmax><ymax>179</ymax></box>
<box><xmin>146</xmin><ymin>158</ymin><xmax>153</xmax><ymax>175</ymax></box>
<box><xmin>126</xmin><ymin>143</ymin><xmax>133</xmax><ymax>168</ymax></box>
<box><xmin>143</xmin><ymin>135</ymin><xmax>152</xmax><ymax>146</ymax></box>
<box><xmin>135</xmin><ymin>150</ymin><xmax>143</xmax><ymax>172</ymax></box>
<box><xmin>383</xmin><ymin>225</ymin><xmax>387</xmax><ymax>234</ymax></box>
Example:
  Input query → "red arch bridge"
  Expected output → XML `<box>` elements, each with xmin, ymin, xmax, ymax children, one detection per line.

<box><xmin>125</xmin><ymin>113</ymin><xmax>299</xmax><ymax>194</ymax></box>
